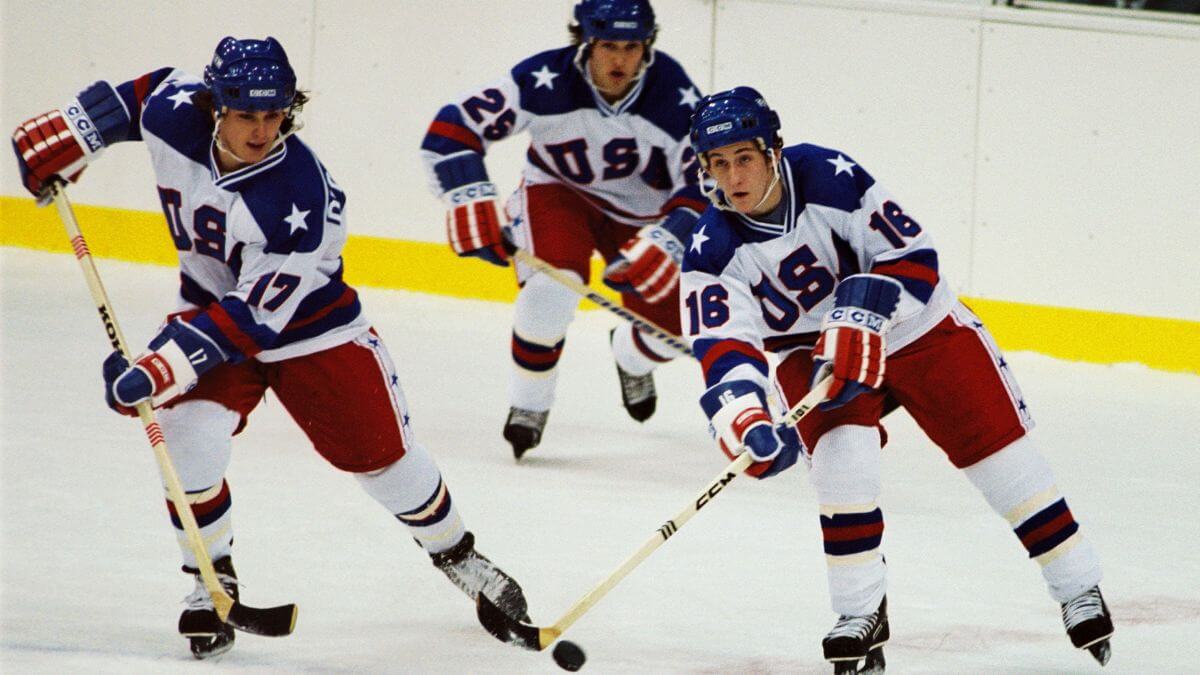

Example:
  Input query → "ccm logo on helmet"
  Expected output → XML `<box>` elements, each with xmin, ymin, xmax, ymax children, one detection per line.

<box><xmin>249</xmin><ymin>88</ymin><xmax>278</xmax><ymax>97</ymax></box>
<box><xmin>706</xmin><ymin>122</ymin><xmax>732</xmax><ymax>134</ymax></box>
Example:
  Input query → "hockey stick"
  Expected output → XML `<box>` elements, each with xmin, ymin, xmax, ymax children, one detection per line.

<box><xmin>510</xmin><ymin>246</ymin><xmax>694</xmax><ymax>357</ymax></box>
<box><xmin>477</xmin><ymin>376</ymin><xmax>833</xmax><ymax>651</ymax></box>
<box><xmin>49</xmin><ymin>184</ymin><xmax>297</xmax><ymax>637</ymax></box>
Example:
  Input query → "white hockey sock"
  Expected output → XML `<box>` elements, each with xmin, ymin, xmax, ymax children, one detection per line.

<box><xmin>509</xmin><ymin>271</ymin><xmax>581</xmax><ymax>411</ymax></box>
<box><xmin>355</xmin><ymin>441</ymin><xmax>465</xmax><ymax>555</ymax></box>
<box><xmin>611</xmin><ymin>323</ymin><xmax>675</xmax><ymax>376</ymax></box>
<box><xmin>159</xmin><ymin>401</ymin><xmax>237</xmax><ymax>569</ymax></box>
<box><xmin>809</xmin><ymin>425</ymin><xmax>887</xmax><ymax>616</ymax></box>
<box><xmin>963</xmin><ymin>436</ymin><xmax>1102</xmax><ymax>603</ymax></box>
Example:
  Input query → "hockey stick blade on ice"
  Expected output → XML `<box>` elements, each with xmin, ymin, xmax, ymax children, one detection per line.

<box><xmin>49</xmin><ymin>184</ymin><xmax>298</xmax><ymax>638</ymax></box>
<box><xmin>477</xmin><ymin>377</ymin><xmax>832</xmax><ymax>651</ymax></box>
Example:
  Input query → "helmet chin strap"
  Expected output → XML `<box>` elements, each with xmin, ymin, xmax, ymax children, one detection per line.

<box><xmin>699</xmin><ymin>146</ymin><xmax>781</xmax><ymax>215</ymax></box>
<box><xmin>211</xmin><ymin>108</ymin><xmax>301</xmax><ymax>171</ymax></box>
<box><xmin>574</xmin><ymin>40</ymin><xmax>655</xmax><ymax>105</ymax></box>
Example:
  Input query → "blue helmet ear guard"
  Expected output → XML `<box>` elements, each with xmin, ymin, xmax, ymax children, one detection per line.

<box><xmin>573</xmin><ymin>0</ymin><xmax>657</xmax><ymax>43</ymax></box>
<box><xmin>203</xmin><ymin>36</ymin><xmax>297</xmax><ymax>113</ymax></box>
<box><xmin>689</xmin><ymin>86</ymin><xmax>782</xmax><ymax>158</ymax></box>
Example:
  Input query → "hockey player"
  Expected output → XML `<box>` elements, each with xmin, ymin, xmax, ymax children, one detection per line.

<box><xmin>11</xmin><ymin>37</ymin><xmax>529</xmax><ymax>659</ymax></box>
<box><xmin>683</xmin><ymin>88</ymin><xmax>1114</xmax><ymax>672</ymax></box>
<box><xmin>420</xmin><ymin>0</ymin><xmax>707</xmax><ymax>458</ymax></box>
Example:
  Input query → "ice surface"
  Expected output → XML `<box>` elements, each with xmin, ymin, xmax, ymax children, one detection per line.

<box><xmin>2</xmin><ymin>248</ymin><xmax>1197</xmax><ymax>673</ymax></box>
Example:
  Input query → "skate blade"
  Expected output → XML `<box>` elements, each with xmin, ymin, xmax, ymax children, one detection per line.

<box><xmin>1086</xmin><ymin>638</ymin><xmax>1112</xmax><ymax>666</ymax></box>
<box><xmin>189</xmin><ymin>633</ymin><xmax>234</xmax><ymax>660</ymax></box>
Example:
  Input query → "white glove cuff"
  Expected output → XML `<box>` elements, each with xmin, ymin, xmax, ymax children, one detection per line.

<box><xmin>710</xmin><ymin>391</ymin><xmax>775</xmax><ymax>460</ymax></box>
<box><xmin>142</xmin><ymin>340</ymin><xmax>200</xmax><ymax>406</ymax></box>
<box><xmin>443</xmin><ymin>181</ymin><xmax>498</xmax><ymax>207</ymax></box>
<box><xmin>821</xmin><ymin>307</ymin><xmax>892</xmax><ymax>336</ymax></box>
<box><xmin>59</xmin><ymin>99</ymin><xmax>105</xmax><ymax>160</ymax></box>
<box><xmin>638</xmin><ymin>225</ymin><xmax>685</xmax><ymax>265</ymax></box>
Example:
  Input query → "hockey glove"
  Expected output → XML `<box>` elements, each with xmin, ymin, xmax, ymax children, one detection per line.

<box><xmin>603</xmin><ymin>208</ymin><xmax>695</xmax><ymax>303</ymax></box>
<box><xmin>11</xmin><ymin>109</ymin><xmax>93</xmax><ymax>198</ymax></box>
<box><xmin>103</xmin><ymin>320</ymin><xmax>226</xmax><ymax>414</ymax></box>
<box><xmin>811</xmin><ymin>274</ymin><xmax>903</xmax><ymax>410</ymax></box>
<box><xmin>444</xmin><ymin>181</ymin><xmax>508</xmax><ymax>266</ymax></box>
<box><xmin>700</xmin><ymin>379</ymin><xmax>800</xmax><ymax>479</ymax></box>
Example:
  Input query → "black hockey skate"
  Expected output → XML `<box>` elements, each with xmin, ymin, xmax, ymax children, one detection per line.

<box><xmin>431</xmin><ymin>531</ymin><xmax>530</xmax><ymax>622</ymax></box>
<box><xmin>178</xmin><ymin>556</ymin><xmax>239</xmax><ymax>659</ymax></box>
<box><xmin>823</xmin><ymin>596</ymin><xmax>889</xmax><ymax>674</ymax></box>
<box><xmin>1062</xmin><ymin>586</ymin><xmax>1114</xmax><ymax>666</ymax></box>
<box><xmin>503</xmin><ymin>407</ymin><xmax>549</xmax><ymax>460</ymax></box>
<box><xmin>610</xmin><ymin>329</ymin><xmax>657</xmax><ymax>422</ymax></box>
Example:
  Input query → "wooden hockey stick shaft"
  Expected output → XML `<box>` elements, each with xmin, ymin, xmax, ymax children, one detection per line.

<box><xmin>478</xmin><ymin>377</ymin><xmax>832</xmax><ymax>650</ymax></box>
<box><xmin>539</xmin><ymin>376</ymin><xmax>831</xmax><ymax>644</ymax></box>
<box><xmin>50</xmin><ymin>185</ymin><xmax>246</xmax><ymax>624</ymax></box>
<box><xmin>511</xmin><ymin>248</ymin><xmax>694</xmax><ymax>357</ymax></box>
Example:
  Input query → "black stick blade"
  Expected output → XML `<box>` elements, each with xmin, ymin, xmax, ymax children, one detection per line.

<box><xmin>227</xmin><ymin>601</ymin><xmax>298</xmax><ymax>637</ymax></box>
<box><xmin>476</xmin><ymin>595</ymin><xmax>543</xmax><ymax>651</ymax></box>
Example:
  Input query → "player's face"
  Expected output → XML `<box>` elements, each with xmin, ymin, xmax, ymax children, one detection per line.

<box><xmin>704</xmin><ymin>141</ymin><xmax>781</xmax><ymax>216</ymax></box>
<box><xmin>215</xmin><ymin>108</ymin><xmax>286</xmax><ymax>169</ymax></box>
<box><xmin>588</xmin><ymin>39</ymin><xmax>646</xmax><ymax>99</ymax></box>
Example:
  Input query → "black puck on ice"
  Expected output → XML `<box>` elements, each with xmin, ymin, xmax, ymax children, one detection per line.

<box><xmin>551</xmin><ymin>640</ymin><xmax>586</xmax><ymax>671</ymax></box>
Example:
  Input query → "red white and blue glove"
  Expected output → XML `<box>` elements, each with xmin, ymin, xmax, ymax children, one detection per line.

<box><xmin>604</xmin><ymin>208</ymin><xmax>695</xmax><ymax>303</ymax></box>
<box><xmin>445</xmin><ymin>181</ymin><xmax>508</xmax><ymax>266</ymax></box>
<box><xmin>11</xmin><ymin>109</ymin><xmax>92</xmax><ymax>198</ymax></box>
<box><xmin>700</xmin><ymin>379</ymin><xmax>802</xmax><ymax>479</ymax></box>
<box><xmin>13</xmin><ymin>82</ymin><xmax>132</xmax><ymax>199</ymax></box>
<box><xmin>102</xmin><ymin>320</ymin><xmax>226</xmax><ymax>415</ymax></box>
<box><xmin>811</xmin><ymin>274</ymin><xmax>903</xmax><ymax>410</ymax></box>
<box><xmin>434</xmin><ymin>153</ymin><xmax>509</xmax><ymax>266</ymax></box>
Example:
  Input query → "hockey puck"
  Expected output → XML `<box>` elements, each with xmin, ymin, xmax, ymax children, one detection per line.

<box><xmin>551</xmin><ymin>640</ymin><xmax>586</xmax><ymax>671</ymax></box>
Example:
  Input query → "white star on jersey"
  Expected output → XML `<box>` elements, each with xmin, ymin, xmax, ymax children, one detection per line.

<box><xmin>284</xmin><ymin>203</ymin><xmax>310</xmax><ymax>234</ymax></box>
<box><xmin>827</xmin><ymin>154</ymin><xmax>856</xmax><ymax>177</ymax></box>
<box><xmin>679</xmin><ymin>86</ymin><xmax>700</xmax><ymax>109</ymax></box>
<box><xmin>690</xmin><ymin>224</ymin><xmax>710</xmax><ymax>254</ymax></box>
<box><xmin>532</xmin><ymin>65</ymin><xmax>559</xmax><ymax>90</ymax></box>
<box><xmin>167</xmin><ymin>89</ymin><xmax>194</xmax><ymax>110</ymax></box>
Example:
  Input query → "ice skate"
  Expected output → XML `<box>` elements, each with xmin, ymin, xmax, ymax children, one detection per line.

<box><xmin>431</xmin><ymin>531</ymin><xmax>530</xmax><ymax>622</ymax></box>
<box><xmin>503</xmin><ymin>407</ymin><xmax>549</xmax><ymax>459</ymax></box>
<box><xmin>610</xmin><ymin>329</ymin><xmax>657</xmax><ymax>422</ymax></box>
<box><xmin>1062</xmin><ymin>586</ymin><xmax>1113</xmax><ymax>666</ymax></box>
<box><xmin>823</xmin><ymin>596</ymin><xmax>889</xmax><ymax>674</ymax></box>
<box><xmin>178</xmin><ymin>556</ymin><xmax>239</xmax><ymax>659</ymax></box>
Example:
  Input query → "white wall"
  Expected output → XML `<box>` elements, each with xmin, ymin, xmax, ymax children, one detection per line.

<box><xmin>2</xmin><ymin>0</ymin><xmax>1197</xmax><ymax>319</ymax></box>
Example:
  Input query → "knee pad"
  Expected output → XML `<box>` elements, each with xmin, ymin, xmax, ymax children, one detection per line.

<box><xmin>157</xmin><ymin>400</ymin><xmax>238</xmax><ymax>491</ymax></box>
<box><xmin>809</xmin><ymin>425</ymin><xmax>882</xmax><ymax>505</ymax></box>
<box><xmin>355</xmin><ymin>441</ymin><xmax>442</xmax><ymax>515</ymax></box>
<box><xmin>962</xmin><ymin>435</ymin><xmax>1055</xmax><ymax>517</ymax></box>
<box><xmin>513</xmin><ymin>272</ymin><xmax>582</xmax><ymax>342</ymax></box>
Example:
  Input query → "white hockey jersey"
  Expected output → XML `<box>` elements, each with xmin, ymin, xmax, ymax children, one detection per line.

<box><xmin>421</xmin><ymin>46</ymin><xmax>707</xmax><ymax>225</ymax></box>
<box><xmin>81</xmin><ymin>68</ymin><xmax>369</xmax><ymax>363</ymax></box>
<box><xmin>681</xmin><ymin>144</ymin><xmax>955</xmax><ymax>390</ymax></box>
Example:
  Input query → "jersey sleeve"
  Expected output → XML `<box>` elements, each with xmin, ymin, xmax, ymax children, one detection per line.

<box><xmin>645</xmin><ymin>57</ymin><xmax>707</xmax><ymax>226</ymax></box>
<box><xmin>855</xmin><ymin>182</ymin><xmax>941</xmax><ymax>311</ymax></box>
<box><xmin>63</xmin><ymin>67</ymin><xmax>180</xmax><ymax>151</ymax></box>
<box><xmin>188</xmin><ymin>156</ymin><xmax>353</xmax><ymax>362</ymax></box>
<box><xmin>803</xmin><ymin>147</ymin><xmax>941</xmax><ymax>315</ymax></box>
<box><xmin>680</xmin><ymin>220</ymin><xmax>771</xmax><ymax>391</ymax></box>
<box><xmin>419</xmin><ymin>70</ymin><xmax>531</xmax><ymax>199</ymax></box>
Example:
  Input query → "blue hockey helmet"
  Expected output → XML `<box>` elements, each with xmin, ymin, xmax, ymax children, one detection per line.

<box><xmin>204</xmin><ymin>36</ymin><xmax>297</xmax><ymax>112</ymax></box>
<box><xmin>689</xmin><ymin>87</ymin><xmax>782</xmax><ymax>157</ymax></box>
<box><xmin>573</xmin><ymin>0</ymin><xmax>657</xmax><ymax>42</ymax></box>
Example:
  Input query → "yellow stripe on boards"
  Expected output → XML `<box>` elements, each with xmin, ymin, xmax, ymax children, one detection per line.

<box><xmin>961</xmin><ymin>297</ymin><xmax>1199</xmax><ymax>376</ymax></box>
<box><xmin>1</xmin><ymin>196</ymin><xmax>175</xmax><ymax>264</ymax></box>
<box><xmin>2</xmin><ymin>196</ymin><xmax>1196</xmax><ymax>375</ymax></box>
